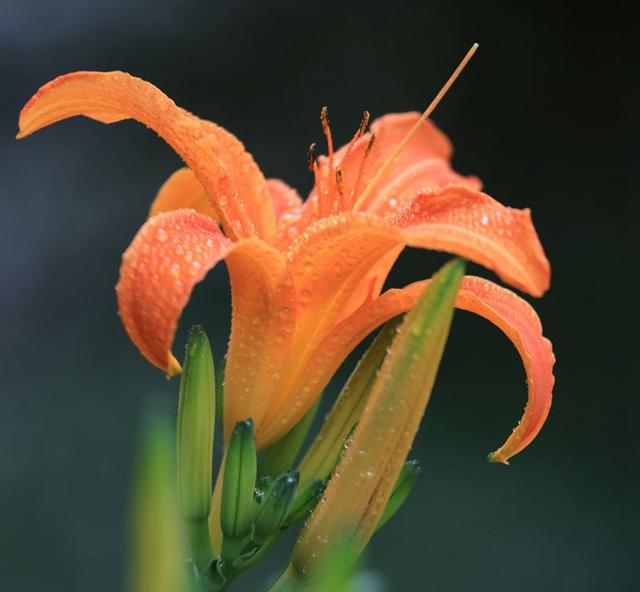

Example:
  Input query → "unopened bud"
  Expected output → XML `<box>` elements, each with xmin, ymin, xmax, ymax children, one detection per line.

<box><xmin>221</xmin><ymin>419</ymin><xmax>257</xmax><ymax>559</ymax></box>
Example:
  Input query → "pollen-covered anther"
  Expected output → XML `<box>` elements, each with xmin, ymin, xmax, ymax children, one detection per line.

<box><xmin>341</xmin><ymin>110</ymin><xmax>371</xmax><ymax>164</ymax></box>
<box><xmin>320</xmin><ymin>106</ymin><xmax>334</xmax><ymax>163</ymax></box>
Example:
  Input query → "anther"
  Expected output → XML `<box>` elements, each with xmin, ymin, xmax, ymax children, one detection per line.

<box><xmin>357</xmin><ymin>111</ymin><xmax>370</xmax><ymax>138</ymax></box>
<box><xmin>365</xmin><ymin>132</ymin><xmax>377</xmax><ymax>156</ymax></box>
<box><xmin>308</xmin><ymin>143</ymin><xmax>317</xmax><ymax>172</ymax></box>
<box><xmin>320</xmin><ymin>106</ymin><xmax>334</xmax><ymax>169</ymax></box>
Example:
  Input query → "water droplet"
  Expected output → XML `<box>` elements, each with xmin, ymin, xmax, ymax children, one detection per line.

<box><xmin>156</xmin><ymin>228</ymin><xmax>168</xmax><ymax>243</ymax></box>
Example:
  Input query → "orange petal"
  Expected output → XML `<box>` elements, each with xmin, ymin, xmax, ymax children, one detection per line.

<box><xmin>390</xmin><ymin>185</ymin><xmax>551</xmax><ymax>296</ymax></box>
<box><xmin>289</xmin><ymin>275</ymin><xmax>554</xmax><ymax>463</ymax></box>
<box><xmin>455</xmin><ymin>277</ymin><xmax>555</xmax><ymax>463</ymax></box>
<box><xmin>222</xmin><ymin>238</ymin><xmax>297</xmax><ymax>444</ymax></box>
<box><xmin>149</xmin><ymin>167</ymin><xmax>220</xmax><ymax>221</ymax></box>
<box><xmin>116</xmin><ymin>209</ymin><xmax>233</xmax><ymax>375</ymax></box>
<box><xmin>18</xmin><ymin>71</ymin><xmax>276</xmax><ymax>240</ymax></box>
<box><xmin>257</xmin><ymin>214</ymin><xmax>403</xmax><ymax>446</ymax></box>
<box><xmin>266</xmin><ymin>178</ymin><xmax>303</xmax><ymax>219</ymax></box>
<box><xmin>367</xmin><ymin>159</ymin><xmax>482</xmax><ymax>217</ymax></box>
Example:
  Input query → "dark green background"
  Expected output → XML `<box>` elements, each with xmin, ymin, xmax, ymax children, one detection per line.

<box><xmin>1</xmin><ymin>1</ymin><xmax>636</xmax><ymax>590</ymax></box>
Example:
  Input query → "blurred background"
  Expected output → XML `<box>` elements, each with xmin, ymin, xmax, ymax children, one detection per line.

<box><xmin>1</xmin><ymin>1</ymin><xmax>636</xmax><ymax>590</ymax></box>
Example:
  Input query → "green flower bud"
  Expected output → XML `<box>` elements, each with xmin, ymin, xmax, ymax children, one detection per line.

<box><xmin>177</xmin><ymin>326</ymin><xmax>215</xmax><ymax>520</ymax></box>
<box><xmin>376</xmin><ymin>460</ymin><xmax>421</xmax><ymax>530</ymax></box>
<box><xmin>176</xmin><ymin>326</ymin><xmax>215</xmax><ymax>569</ymax></box>
<box><xmin>254</xmin><ymin>471</ymin><xmax>299</xmax><ymax>545</ymax></box>
<box><xmin>221</xmin><ymin>419</ymin><xmax>258</xmax><ymax>559</ymax></box>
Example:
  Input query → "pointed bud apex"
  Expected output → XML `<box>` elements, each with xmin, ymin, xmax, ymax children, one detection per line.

<box><xmin>176</xmin><ymin>326</ymin><xmax>215</xmax><ymax>569</ymax></box>
<box><xmin>260</xmin><ymin>397</ymin><xmax>321</xmax><ymax>479</ymax></box>
<box><xmin>254</xmin><ymin>471</ymin><xmax>299</xmax><ymax>544</ymax></box>
<box><xmin>376</xmin><ymin>460</ymin><xmax>421</xmax><ymax>530</ymax></box>
<box><xmin>286</xmin><ymin>478</ymin><xmax>326</xmax><ymax>525</ymax></box>
<box><xmin>221</xmin><ymin>419</ymin><xmax>258</xmax><ymax>558</ymax></box>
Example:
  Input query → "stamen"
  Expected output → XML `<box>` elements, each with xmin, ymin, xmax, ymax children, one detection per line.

<box><xmin>352</xmin><ymin>43</ymin><xmax>479</xmax><ymax>211</ymax></box>
<box><xmin>365</xmin><ymin>132</ymin><xmax>377</xmax><ymax>156</ymax></box>
<box><xmin>358</xmin><ymin>110</ymin><xmax>371</xmax><ymax>137</ymax></box>
<box><xmin>342</xmin><ymin>110</ymin><xmax>370</xmax><ymax>162</ymax></box>
<box><xmin>320</xmin><ymin>106</ymin><xmax>334</xmax><ymax>172</ymax></box>
<box><xmin>308</xmin><ymin>141</ymin><xmax>323</xmax><ymax>215</ymax></box>
<box><xmin>308</xmin><ymin>142</ymin><xmax>317</xmax><ymax>172</ymax></box>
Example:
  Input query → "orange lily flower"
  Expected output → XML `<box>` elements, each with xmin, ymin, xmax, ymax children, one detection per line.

<box><xmin>17</xmin><ymin>59</ymin><xmax>554</xmax><ymax>462</ymax></box>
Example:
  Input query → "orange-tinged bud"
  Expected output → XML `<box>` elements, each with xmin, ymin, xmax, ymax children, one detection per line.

<box><xmin>291</xmin><ymin>259</ymin><xmax>464</xmax><ymax>576</ymax></box>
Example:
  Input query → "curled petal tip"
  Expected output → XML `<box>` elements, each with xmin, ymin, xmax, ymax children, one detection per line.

<box><xmin>116</xmin><ymin>209</ymin><xmax>232</xmax><ymax>376</ymax></box>
<box><xmin>167</xmin><ymin>355</ymin><xmax>182</xmax><ymax>377</ymax></box>
<box><xmin>487</xmin><ymin>452</ymin><xmax>510</xmax><ymax>465</ymax></box>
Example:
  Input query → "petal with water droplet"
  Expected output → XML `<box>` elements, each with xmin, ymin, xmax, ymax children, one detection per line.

<box><xmin>257</xmin><ymin>214</ymin><xmax>403</xmax><ymax>446</ymax></box>
<box><xmin>116</xmin><ymin>209</ymin><xmax>232</xmax><ymax>375</ymax></box>
<box><xmin>223</xmin><ymin>238</ymin><xmax>297</xmax><ymax>444</ymax></box>
<box><xmin>267</xmin><ymin>178</ymin><xmax>304</xmax><ymax>219</ymax></box>
<box><xmin>17</xmin><ymin>71</ymin><xmax>276</xmax><ymax>240</ymax></box>
<box><xmin>390</xmin><ymin>185</ymin><xmax>551</xmax><ymax>296</ymax></box>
